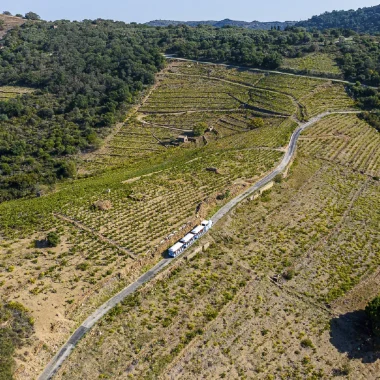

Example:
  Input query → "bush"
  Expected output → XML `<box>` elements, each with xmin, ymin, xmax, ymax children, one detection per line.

<box><xmin>193</xmin><ymin>122</ymin><xmax>208</xmax><ymax>136</ymax></box>
<box><xmin>274</xmin><ymin>174</ymin><xmax>283</xmax><ymax>183</ymax></box>
<box><xmin>301</xmin><ymin>338</ymin><xmax>314</xmax><ymax>348</ymax></box>
<box><xmin>283</xmin><ymin>268</ymin><xmax>295</xmax><ymax>280</ymax></box>
<box><xmin>249</xmin><ymin>118</ymin><xmax>265</xmax><ymax>129</ymax></box>
<box><xmin>46</xmin><ymin>231</ymin><xmax>60</xmax><ymax>247</ymax></box>
<box><xmin>76</xmin><ymin>262</ymin><xmax>89</xmax><ymax>271</ymax></box>
<box><xmin>365</xmin><ymin>296</ymin><xmax>380</xmax><ymax>337</ymax></box>
<box><xmin>0</xmin><ymin>302</ymin><xmax>34</xmax><ymax>379</ymax></box>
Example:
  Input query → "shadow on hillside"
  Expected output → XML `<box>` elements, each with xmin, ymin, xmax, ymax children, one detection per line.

<box><xmin>330</xmin><ymin>310</ymin><xmax>380</xmax><ymax>363</ymax></box>
<box><xmin>34</xmin><ymin>239</ymin><xmax>48</xmax><ymax>248</ymax></box>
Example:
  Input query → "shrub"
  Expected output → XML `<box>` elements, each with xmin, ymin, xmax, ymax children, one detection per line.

<box><xmin>76</xmin><ymin>262</ymin><xmax>89</xmax><ymax>271</ymax></box>
<box><xmin>249</xmin><ymin>118</ymin><xmax>264</xmax><ymax>129</ymax></box>
<box><xmin>283</xmin><ymin>269</ymin><xmax>295</xmax><ymax>280</ymax></box>
<box><xmin>301</xmin><ymin>338</ymin><xmax>314</xmax><ymax>348</ymax></box>
<box><xmin>193</xmin><ymin>122</ymin><xmax>208</xmax><ymax>136</ymax></box>
<box><xmin>46</xmin><ymin>231</ymin><xmax>60</xmax><ymax>247</ymax></box>
<box><xmin>274</xmin><ymin>174</ymin><xmax>283</xmax><ymax>183</ymax></box>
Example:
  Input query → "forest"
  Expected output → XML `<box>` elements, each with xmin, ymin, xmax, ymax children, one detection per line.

<box><xmin>1</xmin><ymin>19</ymin><xmax>380</xmax><ymax>201</ymax></box>
<box><xmin>0</xmin><ymin>20</ymin><xmax>164</xmax><ymax>201</ymax></box>
<box><xmin>297</xmin><ymin>4</ymin><xmax>380</xmax><ymax>34</ymax></box>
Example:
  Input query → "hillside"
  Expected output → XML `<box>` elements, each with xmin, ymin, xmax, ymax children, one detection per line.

<box><xmin>1</xmin><ymin>12</ymin><xmax>380</xmax><ymax>380</ymax></box>
<box><xmin>145</xmin><ymin>18</ymin><xmax>296</xmax><ymax>30</ymax></box>
<box><xmin>0</xmin><ymin>14</ymin><xmax>25</xmax><ymax>38</ymax></box>
<box><xmin>297</xmin><ymin>4</ymin><xmax>380</xmax><ymax>34</ymax></box>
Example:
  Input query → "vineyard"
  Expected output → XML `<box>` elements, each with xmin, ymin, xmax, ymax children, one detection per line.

<box><xmin>0</xmin><ymin>60</ymin><xmax>369</xmax><ymax>379</ymax></box>
<box><xmin>56</xmin><ymin>110</ymin><xmax>380</xmax><ymax>380</ymax></box>
<box><xmin>299</xmin><ymin>113</ymin><xmax>380</xmax><ymax>177</ymax></box>
<box><xmin>281</xmin><ymin>53</ymin><xmax>342</xmax><ymax>77</ymax></box>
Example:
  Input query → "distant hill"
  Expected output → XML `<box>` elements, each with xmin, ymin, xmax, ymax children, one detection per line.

<box><xmin>297</xmin><ymin>4</ymin><xmax>380</xmax><ymax>34</ymax></box>
<box><xmin>145</xmin><ymin>18</ymin><xmax>296</xmax><ymax>30</ymax></box>
<box><xmin>0</xmin><ymin>14</ymin><xmax>25</xmax><ymax>39</ymax></box>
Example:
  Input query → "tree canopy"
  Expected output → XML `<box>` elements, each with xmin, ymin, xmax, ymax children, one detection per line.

<box><xmin>297</xmin><ymin>5</ymin><xmax>380</xmax><ymax>34</ymax></box>
<box><xmin>365</xmin><ymin>296</ymin><xmax>380</xmax><ymax>337</ymax></box>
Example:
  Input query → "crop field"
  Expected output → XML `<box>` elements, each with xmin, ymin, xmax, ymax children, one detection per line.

<box><xmin>281</xmin><ymin>53</ymin><xmax>342</xmax><ymax>76</ymax></box>
<box><xmin>63</xmin><ymin>146</ymin><xmax>283</xmax><ymax>256</ymax></box>
<box><xmin>56</xmin><ymin>113</ymin><xmax>380</xmax><ymax>379</ymax></box>
<box><xmin>299</xmin><ymin>113</ymin><xmax>380</xmax><ymax>177</ymax></box>
<box><xmin>0</xmin><ymin>85</ymin><xmax>34</xmax><ymax>99</ymax></box>
<box><xmin>301</xmin><ymin>83</ymin><xmax>356</xmax><ymax>118</ymax></box>
<box><xmin>257</xmin><ymin>74</ymin><xmax>328</xmax><ymax>100</ymax></box>
<box><xmin>169</xmin><ymin>61</ymin><xmax>264</xmax><ymax>86</ymax></box>
<box><xmin>140</xmin><ymin>75</ymin><xmax>244</xmax><ymax>112</ymax></box>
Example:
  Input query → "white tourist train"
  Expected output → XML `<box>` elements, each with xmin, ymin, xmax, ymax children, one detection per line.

<box><xmin>168</xmin><ymin>220</ymin><xmax>213</xmax><ymax>257</ymax></box>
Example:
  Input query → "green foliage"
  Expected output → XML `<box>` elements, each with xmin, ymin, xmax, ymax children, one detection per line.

<box><xmin>359</xmin><ymin>111</ymin><xmax>380</xmax><ymax>132</ymax></box>
<box><xmin>46</xmin><ymin>231</ymin><xmax>60</xmax><ymax>247</ymax></box>
<box><xmin>249</xmin><ymin>118</ymin><xmax>265</xmax><ymax>129</ymax></box>
<box><xmin>283</xmin><ymin>268</ymin><xmax>295</xmax><ymax>280</ymax></box>
<box><xmin>365</xmin><ymin>295</ymin><xmax>380</xmax><ymax>337</ymax></box>
<box><xmin>300</xmin><ymin>338</ymin><xmax>314</xmax><ymax>348</ymax></box>
<box><xmin>76</xmin><ymin>262</ymin><xmax>90</xmax><ymax>271</ymax></box>
<box><xmin>0</xmin><ymin>20</ymin><xmax>164</xmax><ymax>201</ymax></box>
<box><xmin>0</xmin><ymin>302</ymin><xmax>34</xmax><ymax>379</ymax></box>
<box><xmin>24</xmin><ymin>12</ymin><xmax>40</xmax><ymax>20</ymax></box>
<box><xmin>297</xmin><ymin>5</ymin><xmax>380</xmax><ymax>34</ymax></box>
<box><xmin>193</xmin><ymin>122</ymin><xmax>208</xmax><ymax>136</ymax></box>
<box><xmin>274</xmin><ymin>174</ymin><xmax>283</xmax><ymax>183</ymax></box>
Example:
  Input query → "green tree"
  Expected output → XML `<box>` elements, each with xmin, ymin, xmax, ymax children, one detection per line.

<box><xmin>24</xmin><ymin>12</ymin><xmax>40</xmax><ymax>20</ymax></box>
<box><xmin>365</xmin><ymin>296</ymin><xmax>380</xmax><ymax>337</ymax></box>
<box><xmin>193</xmin><ymin>122</ymin><xmax>208</xmax><ymax>136</ymax></box>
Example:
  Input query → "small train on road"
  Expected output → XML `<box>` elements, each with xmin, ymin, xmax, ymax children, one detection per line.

<box><xmin>168</xmin><ymin>220</ymin><xmax>213</xmax><ymax>257</ymax></box>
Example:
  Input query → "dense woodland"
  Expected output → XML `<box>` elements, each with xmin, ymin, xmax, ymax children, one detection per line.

<box><xmin>1</xmin><ymin>18</ymin><xmax>380</xmax><ymax>201</ymax></box>
<box><xmin>297</xmin><ymin>4</ymin><xmax>380</xmax><ymax>35</ymax></box>
<box><xmin>0</xmin><ymin>20</ymin><xmax>164</xmax><ymax>201</ymax></box>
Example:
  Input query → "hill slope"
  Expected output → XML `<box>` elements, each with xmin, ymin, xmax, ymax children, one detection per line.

<box><xmin>297</xmin><ymin>4</ymin><xmax>380</xmax><ymax>34</ymax></box>
<box><xmin>145</xmin><ymin>18</ymin><xmax>296</xmax><ymax>30</ymax></box>
<box><xmin>0</xmin><ymin>14</ymin><xmax>25</xmax><ymax>38</ymax></box>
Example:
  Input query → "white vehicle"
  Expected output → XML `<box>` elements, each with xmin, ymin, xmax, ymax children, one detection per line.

<box><xmin>201</xmin><ymin>220</ymin><xmax>213</xmax><ymax>231</ymax></box>
<box><xmin>180</xmin><ymin>233</ymin><xmax>195</xmax><ymax>248</ymax></box>
<box><xmin>167</xmin><ymin>220</ymin><xmax>213</xmax><ymax>258</ymax></box>
<box><xmin>168</xmin><ymin>242</ymin><xmax>184</xmax><ymax>257</ymax></box>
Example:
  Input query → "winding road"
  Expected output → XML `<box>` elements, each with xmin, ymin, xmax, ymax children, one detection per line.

<box><xmin>38</xmin><ymin>59</ymin><xmax>362</xmax><ymax>380</ymax></box>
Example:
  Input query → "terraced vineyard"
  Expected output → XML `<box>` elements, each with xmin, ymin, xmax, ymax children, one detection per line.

<box><xmin>65</xmin><ymin>147</ymin><xmax>283</xmax><ymax>256</ymax></box>
<box><xmin>56</xmin><ymin>110</ymin><xmax>380</xmax><ymax>380</ymax></box>
<box><xmin>257</xmin><ymin>74</ymin><xmax>328</xmax><ymax>100</ymax></box>
<box><xmin>299</xmin><ymin>113</ymin><xmax>380</xmax><ymax>177</ymax></box>
<box><xmin>0</xmin><ymin>59</ymin><xmax>367</xmax><ymax>379</ymax></box>
<box><xmin>301</xmin><ymin>83</ymin><xmax>355</xmax><ymax>118</ymax></box>
<box><xmin>281</xmin><ymin>53</ymin><xmax>342</xmax><ymax>77</ymax></box>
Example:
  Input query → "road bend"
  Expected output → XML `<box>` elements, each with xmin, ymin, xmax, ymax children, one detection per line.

<box><xmin>38</xmin><ymin>110</ymin><xmax>360</xmax><ymax>379</ymax></box>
